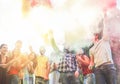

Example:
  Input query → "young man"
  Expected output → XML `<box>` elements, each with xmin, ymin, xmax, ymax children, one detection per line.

<box><xmin>57</xmin><ymin>46</ymin><xmax>80</xmax><ymax>84</ymax></box>
<box><xmin>34</xmin><ymin>46</ymin><xmax>50</xmax><ymax>84</ymax></box>
<box><xmin>89</xmin><ymin>20</ymin><xmax>117</xmax><ymax>84</ymax></box>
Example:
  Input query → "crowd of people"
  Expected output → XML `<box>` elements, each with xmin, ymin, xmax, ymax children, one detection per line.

<box><xmin>0</xmin><ymin>18</ymin><xmax>117</xmax><ymax>84</ymax></box>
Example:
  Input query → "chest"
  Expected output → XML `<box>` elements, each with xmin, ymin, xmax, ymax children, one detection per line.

<box><xmin>0</xmin><ymin>55</ymin><xmax>7</xmax><ymax>64</ymax></box>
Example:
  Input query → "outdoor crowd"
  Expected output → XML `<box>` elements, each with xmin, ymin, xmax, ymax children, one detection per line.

<box><xmin>0</xmin><ymin>19</ymin><xmax>117</xmax><ymax>84</ymax></box>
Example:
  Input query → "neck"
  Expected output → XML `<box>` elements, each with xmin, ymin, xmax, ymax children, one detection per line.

<box><xmin>1</xmin><ymin>52</ymin><xmax>6</xmax><ymax>56</ymax></box>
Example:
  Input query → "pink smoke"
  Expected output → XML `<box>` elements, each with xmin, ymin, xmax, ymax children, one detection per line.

<box><xmin>105</xmin><ymin>8</ymin><xmax>120</xmax><ymax>83</ymax></box>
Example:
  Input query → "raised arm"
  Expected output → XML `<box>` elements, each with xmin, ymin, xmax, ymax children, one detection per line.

<box><xmin>101</xmin><ymin>18</ymin><xmax>109</xmax><ymax>41</ymax></box>
<box><xmin>48</xmin><ymin>30</ymin><xmax>60</xmax><ymax>52</ymax></box>
<box><xmin>0</xmin><ymin>57</ymin><xmax>19</xmax><ymax>68</ymax></box>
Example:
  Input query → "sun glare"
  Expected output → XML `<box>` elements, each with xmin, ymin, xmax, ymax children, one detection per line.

<box><xmin>1</xmin><ymin>0</ymin><xmax>115</xmax><ymax>54</ymax></box>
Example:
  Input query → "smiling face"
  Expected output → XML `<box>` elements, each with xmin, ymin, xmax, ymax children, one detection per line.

<box><xmin>0</xmin><ymin>44</ymin><xmax>8</xmax><ymax>55</ymax></box>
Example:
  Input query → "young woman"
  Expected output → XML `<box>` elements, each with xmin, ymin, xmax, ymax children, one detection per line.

<box><xmin>76</xmin><ymin>48</ymin><xmax>95</xmax><ymax>84</ymax></box>
<box><xmin>0</xmin><ymin>44</ymin><xmax>8</xmax><ymax>84</ymax></box>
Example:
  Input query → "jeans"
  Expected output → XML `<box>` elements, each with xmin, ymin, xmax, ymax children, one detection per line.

<box><xmin>94</xmin><ymin>64</ymin><xmax>117</xmax><ymax>84</ymax></box>
<box><xmin>8</xmin><ymin>75</ymin><xmax>19</xmax><ymax>84</ymax></box>
<box><xmin>49</xmin><ymin>71</ymin><xmax>60</xmax><ymax>84</ymax></box>
<box><xmin>35</xmin><ymin>77</ymin><xmax>49</xmax><ymax>84</ymax></box>
<box><xmin>59</xmin><ymin>72</ymin><xmax>80</xmax><ymax>84</ymax></box>
<box><xmin>116</xmin><ymin>71</ymin><xmax>120</xmax><ymax>84</ymax></box>
<box><xmin>23</xmin><ymin>73</ymin><xmax>29</xmax><ymax>84</ymax></box>
<box><xmin>24</xmin><ymin>76</ymin><xmax>35</xmax><ymax>84</ymax></box>
<box><xmin>84</xmin><ymin>73</ymin><xmax>95</xmax><ymax>84</ymax></box>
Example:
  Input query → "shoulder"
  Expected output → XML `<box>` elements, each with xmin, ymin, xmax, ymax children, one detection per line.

<box><xmin>89</xmin><ymin>46</ymin><xmax>94</xmax><ymax>53</ymax></box>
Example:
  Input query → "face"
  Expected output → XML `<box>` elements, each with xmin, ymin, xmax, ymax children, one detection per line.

<box><xmin>0</xmin><ymin>44</ymin><xmax>8</xmax><ymax>55</ymax></box>
<box><xmin>76</xmin><ymin>48</ymin><xmax>84</xmax><ymax>56</ymax></box>
<box><xmin>15</xmin><ymin>41</ymin><xmax>22</xmax><ymax>49</ymax></box>
<box><xmin>40</xmin><ymin>48</ymin><xmax>46</xmax><ymax>55</ymax></box>
<box><xmin>13</xmin><ymin>49</ymin><xmax>20</xmax><ymax>56</ymax></box>
<box><xmin>29</xmin><ymin>46</ymin><xmax>32</xmax><ymax>51</ymax></box>
<box><xmin>29</xmin><ymin>53</ymin><xmax>36</xmax><ymax>60</ymax></box>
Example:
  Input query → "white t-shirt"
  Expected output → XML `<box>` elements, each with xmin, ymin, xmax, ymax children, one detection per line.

<box><xmin>90</xmin><ymin>39</ymin><xmax>113</xmax><ymax>67</ymax></box>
